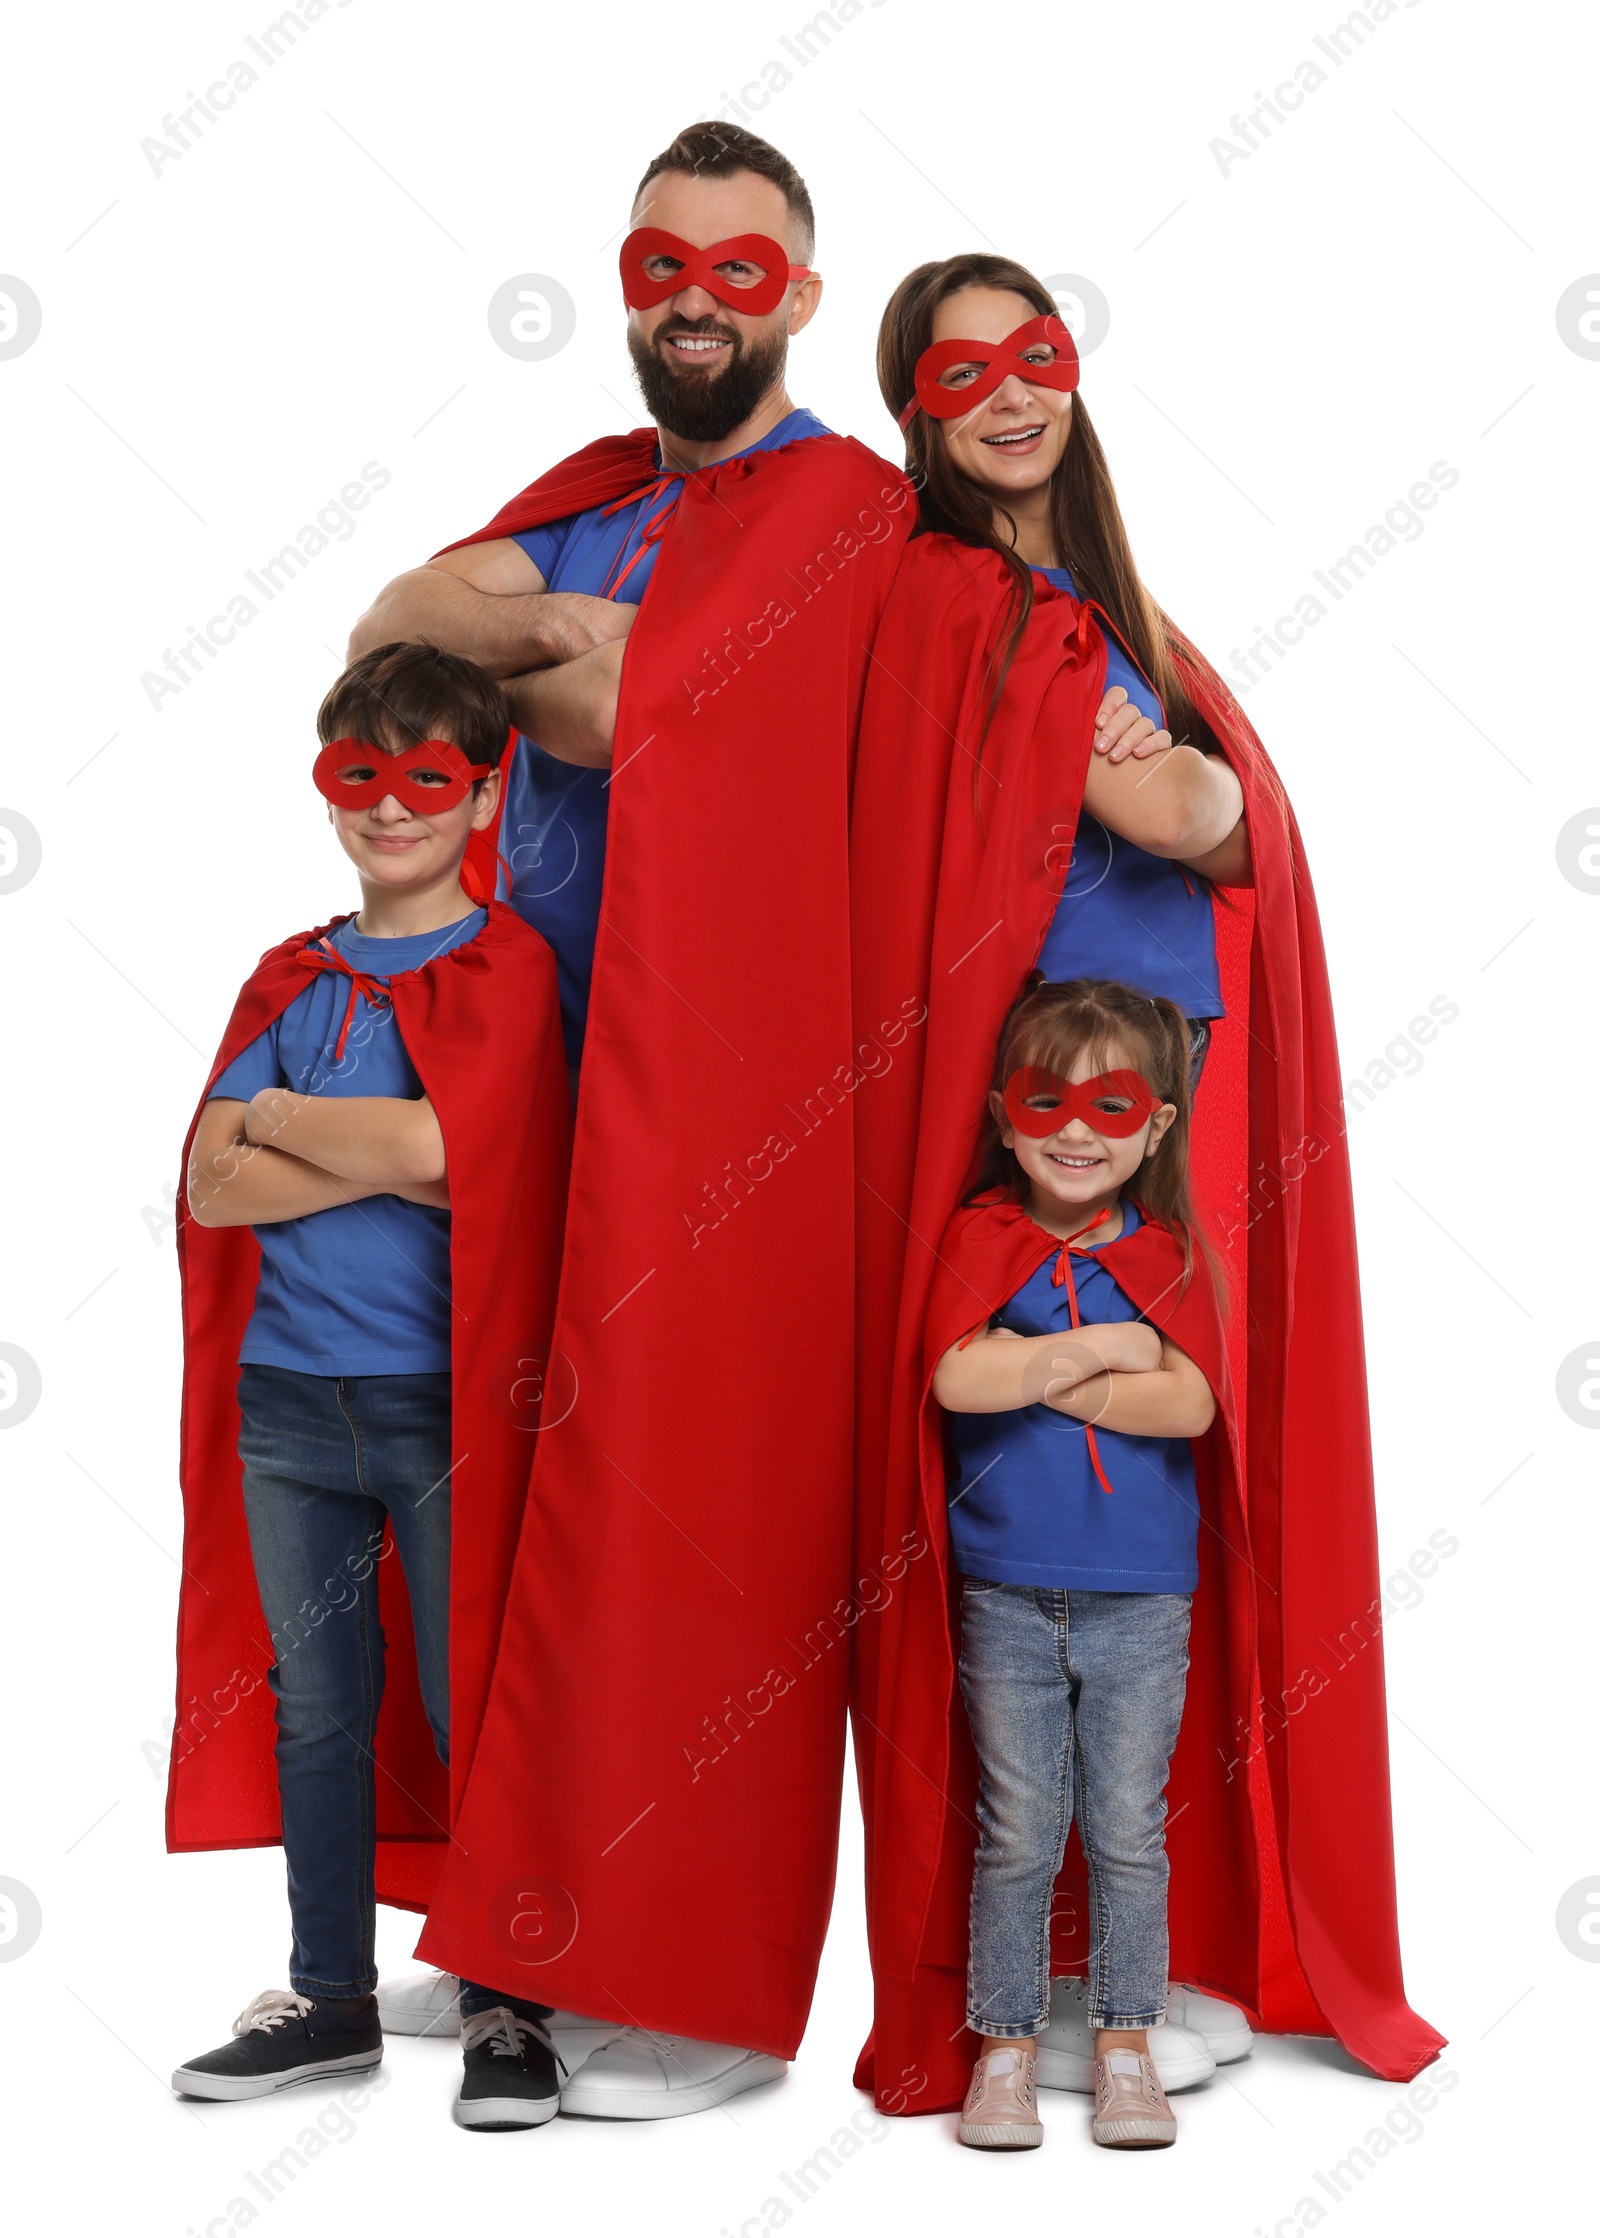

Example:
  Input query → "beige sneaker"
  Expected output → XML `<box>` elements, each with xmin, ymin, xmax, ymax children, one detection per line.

<box><xmin>1092</xmin><ymin>2048</ymin><xmax>1177</xmax><ymax>2149</ymax></box>
<box><xmin>958</xmin><ymin>2041</ymin><xmax>1044</xmax><ymax>2150</ymax></box>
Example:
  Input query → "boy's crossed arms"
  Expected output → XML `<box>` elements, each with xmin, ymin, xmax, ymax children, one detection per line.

<box><xmin>188</xmin><ymin>1090</ymin><xmax>450</xmax><ymax>1226</ymax></box>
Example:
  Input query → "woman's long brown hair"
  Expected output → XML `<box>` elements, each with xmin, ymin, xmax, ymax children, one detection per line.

<box><xmin>878</xmin><ymin>252</ymin><xmax>1203</xmax><ymax>747</ymax></box>
<box><xmin>967</xmin><ymin>976</ymin><xmax>1222</xmax><ymax>1299</ymax></box>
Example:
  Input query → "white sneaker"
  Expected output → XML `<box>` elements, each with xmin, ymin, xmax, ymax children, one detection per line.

<box><xmin>1164</xmin><ymin>1984</ymin><xmax>1254</xmax><ymax>2064</ymax></box>
<box><xmin>559</xmin><ymin>2029</ymin><xmax>787</xmax><ymax>2119</ymax></box>
<box><xmin>378</xmin><ymin>1970</ymin><xmax>460</xmax><ymax>2038</ymax></box>
<box><xmin>377</xmin><ymin>1970</ymin><xmax>624</xmax><ymax>2070</ymax></box>
<box><xmin>1035</xmin><ymin>1977</ymin><xmax>1216</xmax><ymax>2094</ymax></box>
<box><xmin>549</xmin><ymin>2010</ymin><xmax>629</xmax><ymax>2073</ymax></box>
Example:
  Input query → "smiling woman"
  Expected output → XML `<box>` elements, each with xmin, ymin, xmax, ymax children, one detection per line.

<box><xmin>879</xmin><ymin>255</ymin><xmax>1209</xmax><ymax>751</ymax></box>
<box><xmin>848</xmin><ymin>251</ymin><xmax>1444</xmax><ymax>2115</ymax></box>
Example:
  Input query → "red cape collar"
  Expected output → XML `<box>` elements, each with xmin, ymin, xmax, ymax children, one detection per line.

<box><xmin>929</xmin><ymin>1190</ymin><xmax>1231</xmax><ymax>1420</ymax></box>
<box><xmin>433</xmin><ymin>424</ymin><xmax>841</xmax><ymax>557</ymax></box>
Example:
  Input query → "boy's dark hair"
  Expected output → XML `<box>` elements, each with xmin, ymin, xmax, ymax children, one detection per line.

<box><xmin>317</xmin><ymin>643</ymin><xmax>510</xmax><ymax>776</ymax></box>
<box><xmin>634</xmin><ymin>122</ymin><xmax>815</xmax><ymax>261</ymax></box>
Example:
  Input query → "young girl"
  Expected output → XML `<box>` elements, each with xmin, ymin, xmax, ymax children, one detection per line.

<box><xmin>929</xmin><ymin>977</ymin><xmax>1228</xmax><ymax>2152</ymax></box>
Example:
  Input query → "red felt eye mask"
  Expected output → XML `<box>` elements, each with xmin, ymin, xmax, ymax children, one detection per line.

<box><xmin>313</xmin><ymin>738</ymin><xmax>490</xmax><ymax>813</ymax></box>
<box><xmin>1003</xmin><ymin>1067</ymin><xmax>1160</xmax><ymax>1139</ymax></box>
<box><xmin>898</xmin><ymin>314</ymin><xmax>1080</xmax><ymax>430</ymax></box>
<box><xmin>619</xmin><ymin>228</ymin><xmax>812</xmax><ymax>315</ymax></box>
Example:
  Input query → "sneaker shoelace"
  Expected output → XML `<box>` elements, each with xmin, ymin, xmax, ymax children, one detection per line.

<box><xmin>600</xmin><ymin>2027</ymin><xmax>685</xmax><ymax>2077</ymax></box>
<box><xmin>460</xmin><ymin>2005</ymin><xmax>564</xmax><ymax>2074</ymax></box>
<box><xmin>232</xmin><ymin>1990</ymin><xmax>317</xmax><ymax>2037</ymax></box>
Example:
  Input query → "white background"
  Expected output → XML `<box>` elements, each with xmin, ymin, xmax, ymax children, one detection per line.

<box><xmin>0</xmin><ymin>0</ymin><xmax>1592</xmax><ymax>2229</ymax></box>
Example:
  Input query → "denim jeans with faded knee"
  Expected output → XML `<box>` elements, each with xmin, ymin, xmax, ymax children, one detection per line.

<box><xmin>958</xmin><ymin>1578</ymin><xmax>1191</xmax><ymax>2036</ymax></box>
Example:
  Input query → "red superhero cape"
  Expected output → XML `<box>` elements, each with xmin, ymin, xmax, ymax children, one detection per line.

<box><xmin>925</xmin><ymin>1195</ymin><xmax>1238</xmax><ymax>1447</ymax></box>
<box><xmin>413</xmin><ymin>429</ymin><xmax>916</xmax><ymax>2059</ymax></box>
<box><xmin>849</xmin><ymin>533</ymin><xmax>1443</xmax><ymax>2112</ymax></box>
<box><xmin>167</xmin><ymin>903</ymin><xmax>571</xmax><ymax>1910</ymax></box>
<box><xmin>434</xmin><ymin>430</ymin><xmax>661</xmax><ymax>554</ymax></box>
<box><xmin>435</xmin><ymin>431</ymin><xmax>662</xmax><ymax>906</ymax></box>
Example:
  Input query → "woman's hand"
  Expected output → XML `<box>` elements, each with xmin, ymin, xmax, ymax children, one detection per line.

<box><xmin>1083</xmin><ymin>728</ymin><xmax>1249</xmax><ymax>875</ymax></box>
<box><xmin>1093</xmin><ymin>686</ymin><xmax>1171</xmax><ymax>764</ymax></box>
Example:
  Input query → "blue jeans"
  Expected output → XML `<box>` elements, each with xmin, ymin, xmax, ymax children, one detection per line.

<box><xmin>238</xmin><ymin>1363</ymin><xmax>533</xmax><ymax>2010</ymax></box>
<box><xmin>958</xmin><ymin>1579</ymin><xmax>1191</xmax><ymax>2035</ymax></box>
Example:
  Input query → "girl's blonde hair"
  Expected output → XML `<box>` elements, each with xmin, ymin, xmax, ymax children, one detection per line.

<box><xmin>969</xmin><ymin>976</ymin><xmax>1220</xmax><ymax>1294</ymax></box>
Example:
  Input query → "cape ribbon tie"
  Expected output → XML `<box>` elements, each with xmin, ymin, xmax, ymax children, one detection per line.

<box><xmin>294</xmin><ymin>938</ymin><xmax>391</xmax><ymax>1063</ymax></box>
<box><xmin>600</xmin><ymin>472</ymin><xmax>686</xmax><ymax>599</ymax></box>
<box><xmin>1050</xmin><ymin>1206</ymin><xmax>1119</xmax><ymax>1496</ymax></box>
<box><xmin>461</xmin><ymin>840</ymin><xmax>514</xmax><ymax>907</ymax></box>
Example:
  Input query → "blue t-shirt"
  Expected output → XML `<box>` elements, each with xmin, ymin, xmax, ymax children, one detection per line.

<box><xmin>209</xmin><ymin>910</ymin><xmax>487</xmax><ymax>1377</ymax></box>
<box><xmin>944</xmin><ymin>1203</ymin><xmax>1200</xmax><ymax>1593</ymax></box>
<box><xmin>503</xmin><ymin>405</ymin><xmax>833</xmax><ymax>1067</ymax></box>
<box><xmin>1034</xmin><ymin>565</ymin><xmax>1222</xmax><ymax>1020</ymax></box>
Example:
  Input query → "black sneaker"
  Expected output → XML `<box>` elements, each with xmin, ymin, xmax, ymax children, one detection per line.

<box><xmin>172</xmin><ymin>1989</ymin><xmax>383</xmax><ymax>2101</ymax></box>
<box><xmin>454</xmin><ymin>2005</ymin><xmax>562</xmax><ymax>2130</ymax></box>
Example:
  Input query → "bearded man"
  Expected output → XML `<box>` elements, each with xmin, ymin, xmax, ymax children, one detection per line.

<box><xmin>347</xmin><ymin>121</ymin><xmax>914</xmax><ymax>2126</ymax></box>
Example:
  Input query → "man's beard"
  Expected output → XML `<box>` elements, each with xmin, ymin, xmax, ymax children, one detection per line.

<box><xmin>628</xmin><ymin>316</ymin><xmax>787</xmax><ymax>443</ymax></box>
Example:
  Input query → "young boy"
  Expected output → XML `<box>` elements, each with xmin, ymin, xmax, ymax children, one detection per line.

<box><xmin>168</xmin><ymin>643</ymin><xmax>571</xmax><ymax>2129</ymax></box>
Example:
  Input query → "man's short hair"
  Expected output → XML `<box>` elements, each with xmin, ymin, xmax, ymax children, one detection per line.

<box><xmin>318</xmin><ymin>643</ymin><xmax>510</xmax><ymax>771</ymax></box>
<box><xmin>634</xmin><ymin>122</ymin><xmax>815</xmax><ymax>262</ymax></box>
